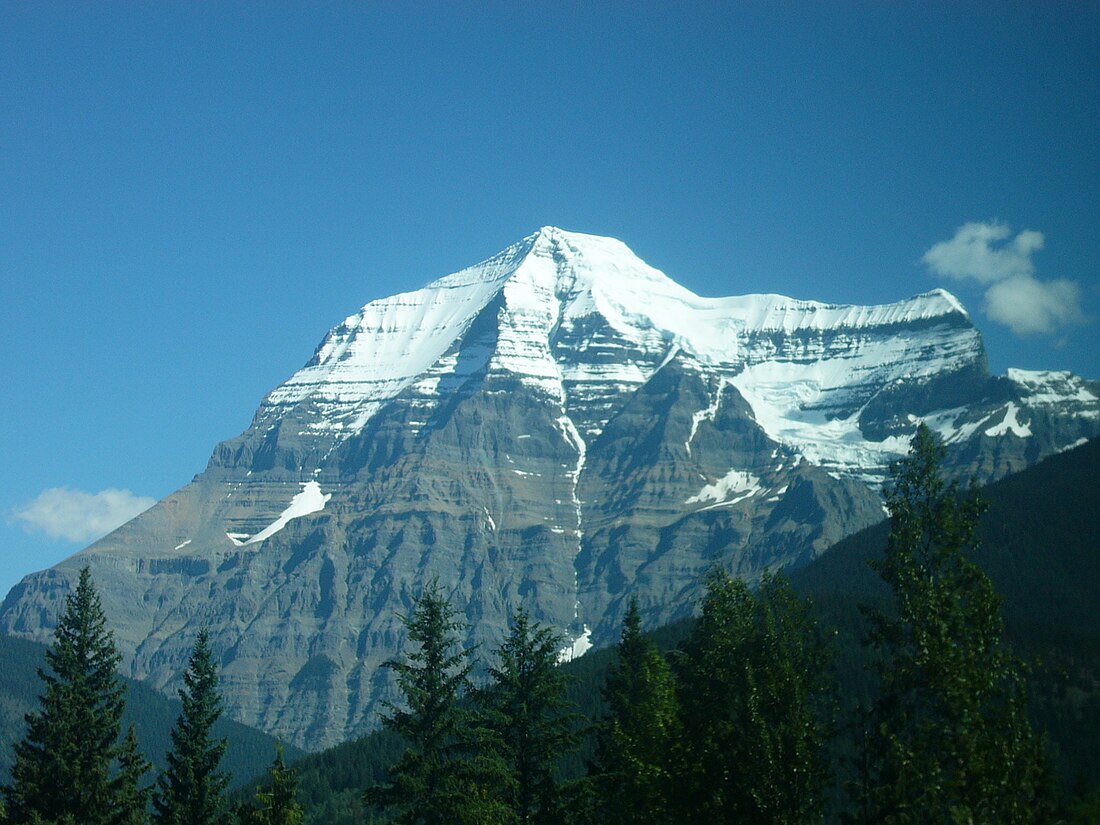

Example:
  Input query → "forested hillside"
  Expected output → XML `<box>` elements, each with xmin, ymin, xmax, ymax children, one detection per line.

<box><xmin>3</xmin><ymin>439</ymin><xmax>1094</xmax><ymax>822</ymax></box>
<box><xmin>0</xmin><ymin>632</ymin><xmax>304</xmax><ymax>789</ymax></box>
<box><xmin>260</xmin><ymin>437</ymin><xmax>1099</xmax><ymax>823</ymax></box>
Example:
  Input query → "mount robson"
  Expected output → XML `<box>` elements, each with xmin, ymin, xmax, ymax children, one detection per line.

<box><xmin>3</xmin><ymin>227</ymin><xmax>1098</xmax><ymax>752</ymax></box>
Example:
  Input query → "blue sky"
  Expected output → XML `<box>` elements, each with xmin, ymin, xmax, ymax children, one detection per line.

<box><xmin>2</xmin><ymin>2</ymin><xmax>1098</xmax><ymax>599</ymax></box>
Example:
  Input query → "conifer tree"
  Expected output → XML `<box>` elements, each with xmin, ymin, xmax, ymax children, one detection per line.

<box><xmin>673</xmin><ymin>570</ymin><xmax>833</xmax><ymax>824</ymax></box>
<box><xmin>857</xmin><ymin>423</ymin><xmax>1056</xmax><ymax>823</ymax></box>
<box><xmin>251</xmin><ymin>745</ymin><xmax>304</xmax><ymax>825</ymax></box>
<box><xmin>112</xmin><ymin>726</ymin><xmax>153</xmax><ymax>825</ymax></box>
<box><xmin>365</xmin><ymin>581</ymin><xmax>508</xmax><ymax>825</ymax></box>
<box><xmin>485</xmin><ymin>608</ymin><xmax>578</xmax><ymax>825</ymax></box>
<box><xmin>593</xmin><ymin>598</ymin><xmax>678</xmax><ymax>825</ymax></box>
<box><xmin>153</xmin><ymin>628</ymin><xmax>229</xmax><ymax>825</ymax></box>
<box><xmin>2</xmin><ymin>566</ymin><xmax>149</xmax><ymax>825</ymax></box>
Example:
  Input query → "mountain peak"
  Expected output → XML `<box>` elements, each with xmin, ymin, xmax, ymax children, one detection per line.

<box><xmin>3</xmin><ymin>228</ymin><xmax>1095</xmax><ymax>753</ymax></box>
<box><xmin>261</xmin><ymin>231</ymin><xmax>984</xmax><ymax>441</ymax></box>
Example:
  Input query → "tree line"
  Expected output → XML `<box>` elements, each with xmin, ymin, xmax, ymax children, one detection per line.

<box><xmin>0</xmin><ymin>425</ymin><xmax>1073</xmax><ymax>823</ymax></box>
<box><xmin>362</xmin><ymin>425</ymin><xmax>1058</xmax><ymax>824</ymax></box>
<box><xmin>0</xmin><ymin>569</ymin><xmax>303</xmax><ymax>825</ymax></box>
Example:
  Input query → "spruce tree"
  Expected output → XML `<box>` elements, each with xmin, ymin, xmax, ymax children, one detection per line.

<box><xmin>2</xmin><ymin>566</ymin><xmax>149</xmax><ymax>825</ymax></box>
<box><xmin>673</xmin><ymin>570</ymin><xmax>833</xmax><ymax>824</ymax></box>
<box><xmin>112</xmin><ymin>726</ymin><xmax>153</xmax><ymax>825</ymax></box>
<box><xmin>858</xmin><ymin>423</ymin><xmax>1056</xmax><ymax>823</ymax></box>
<box><xmin>153</xmin><ymin>628</ymin><xmax>230</xmax><ymax>825</ymax></box>
<box><xmin>365</xmin><ymin>581</ymin><xmax>507</xmax><ymax>825</ymax></box>
<box><xmin>593</xmin><ymin>598</ymin><xmax>678</xmax><ymax>825</ymax></box>
<box><xmin>485</xmin><ymin>608</ymin><xmax>578</xmax><ymax>825</ymax></box>
<box><xmin>251</xmin><ymin>745</ymin><xmax>304</xmax><ymax>825</ymax></box>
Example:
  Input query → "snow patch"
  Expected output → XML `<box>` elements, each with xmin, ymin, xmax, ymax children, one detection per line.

<box><xmin>1007</xmin><ymin>368</ymin><xmax>1098</xmax><ymax>406</ymax></box>
<box><xmin>227</xmin><ymin>482</ymin><xmax>332</xmax><ymax>546</ymax></box>
<box><xmin>173</xmin><ymin>539</ymin><xmax>192</xmax><ymax>551</ymax></box>
<box><xmin>686</xmin><ymin>378</ymin><xmax>729</xmax><ymax>456</ymax></box>
<box><xmin>558</xmin><ymin>626</ymin><xmax>592</xmax><ymax>663</ymax></box>
<box><xmin>687</xmin><ymin>469</ymin><xmax>762</xmax><ymax>505</ymax></box>
<box><xmin>984</xmin><ymin>403</ymin><xmax>1031</xmax><ymax>438</ymax></box>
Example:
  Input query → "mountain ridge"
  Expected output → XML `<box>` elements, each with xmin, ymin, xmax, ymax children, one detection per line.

<box><xmin>2</xmin><ymin>228</ymin><xmax>1096</xmax><ymax>751</ymax></box>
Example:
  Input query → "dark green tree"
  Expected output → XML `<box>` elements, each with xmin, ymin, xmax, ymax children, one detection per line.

<box><xmin>485</xmin><ymin>608</ymin><xmax>578</xmax><ymax>824</ymax></box>
<box><xmin>673</xmin><ymin>570</ymin><xmax>833</xmax><ymax>824</ymax></box>
<box><xmin>112</xmin><ymin>725</ymin><xmax>153</xmax><ymax>825</ymax></box>
<box><xmin>592</xmin><ymin>598</ymin><xmax>678</xmax><ymax>825</ymax></box>
<box><xmin>365</xmin><ymin>581</ymin><xmax>508</xmax><ymax>825</ymax></box>
<box><xmin>857</xmin><ymin>423</ymin><xmax>1056</xmax><ymax>823</ymax></box>
<box><xmin>248</xmin><ymin>745</ymin><xmax>304</xmax><ymax>825</ymax></box>
<box><xmin>153</xmin><ymin>628</ymin><xmax>230</xmax><ymax>825</ymax></box>
<box><xmin>2</xmin><ymin>566</ymin><xmax>150</xmax><ymax>825</ymax></box>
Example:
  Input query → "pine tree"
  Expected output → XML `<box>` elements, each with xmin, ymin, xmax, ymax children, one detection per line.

<box><xmin>484</xmin><ymin>608</ymin><xmax>578</xmax><ymax>825</ymax></box>
<box><xmin>365</xmin><ymin>581</ymin><xmax>508</xmax><ymax>825</ymax></box>
<box><xmin>153</xmin><ymin>628</ymin><xmax>230</xmax><ymax>825</ymax></box>
<box><xmin>593</xmin><ymin>598</ymin><xmax>678</xmax><ymax>825</ymax></box>
<box><xmin>856</xmin><ymin>423</ymin><xmax>1057</xmax><ymax>823</ymax></box>
<box><xmin>112</xmin><ymin>726</ymin><xmax>152</xmax><ymax>825</ymax></box>
<box><xmin>673</xmin><ymin>570</ymin><xmax>833</xmax><ymax>824</ymax></box>
<box><xmin>250</xmin><ymin>745</ymin><xmax>304</xmax><ymax>825</ymax></box>
<box><xmin>2</xmin><ymin>566</ymin><xmax>149</xmax><ymax>825</ymax></box>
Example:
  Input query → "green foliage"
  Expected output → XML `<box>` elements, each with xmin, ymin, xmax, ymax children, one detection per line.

<box><xmin>1</xmin><ymin>567</ymin><xmax>150</xmax><ymax>825</ymax></box>
<box><xmin>236</xmin><ymin>744</ymin><xmax>304</xmax><ymax>825</ymax></box>
<box><xmin>365</xmin><ymin>581</ymin><xmax>505</xmax><ymax>825</ymax></box>
<box><xmin>153</xmin><ymin>628</ymin><xmax>230</xmax><ymax>825</ymax></box>
<box><xmin>484</xmin><ymin>608</ymin><xmax>579</xmax><ymax>824</ymax></box>
<box><xmin>856</xmin><ymin>423</ymin><xmax>1056</xmax><ymax>823</ymax></box>
<box><xmin>236</xmin><ymin>728</ymin><xmax>401</xmax><ymax>825</ymax></box>
<box><xmin>113</xmin><ymin>726</ymin><xmax>153</xmax><ymax>825</ymax></box>
<box><xmin>591</xmin><ymin>598</ymin><xmax>678</xmax><ymax>825</ymax></box>
<box><xmin>255</xmin><ymin>745</ymin><xmax>304</xmax><ymax>825</ymax></box>
<box><xmin>673</xmin><ymin>570</ymin><xmax>834</xmax><ymax>824</ymax></box>
<box><xmin>0</xmin><ymin>631</ymin><xmax>300</xmax><ymax>792</ymax></box>
<box><xmin>1064</xmin><ymin>783</ymin><xmax>1100</xmax><ymax>825</ymax></box>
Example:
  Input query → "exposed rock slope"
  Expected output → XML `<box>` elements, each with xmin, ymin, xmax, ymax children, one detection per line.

<box><xmin>3</xmin><ymin>228</ymin><xmax>1097</xmax><ymax>750</ymax></box>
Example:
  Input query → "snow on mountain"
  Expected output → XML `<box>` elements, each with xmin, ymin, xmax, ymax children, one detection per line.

<box><xmin>2</xmin><ymin>227</ymin><xmax>1095</xmax><ymax>753</ymax></box>
<box><xmin>226</xmin><ymin>481</ymin><xmax>331</xmax><ymax>546</ymax></box>
<box><xmin>257</xmin><ymin>227</ymin><xmax>981</xmax><ymax>471</ymax></box>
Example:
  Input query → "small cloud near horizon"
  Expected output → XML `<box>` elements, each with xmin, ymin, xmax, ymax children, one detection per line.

<box><xmin>922</xmin><ymin>221</ymin><xmax>1086</xmax><ymax>336</ymax></box>
<box><xmin>11</xmin><ymin>487</ymin><xmax>156</xmax><ymax>543</ymax></box>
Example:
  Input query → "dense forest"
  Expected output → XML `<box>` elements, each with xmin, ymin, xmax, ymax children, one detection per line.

<box><xmin>2</xmin><ymin>430</ymin><xmax>1098</xmax><ymax>824</ymax></box>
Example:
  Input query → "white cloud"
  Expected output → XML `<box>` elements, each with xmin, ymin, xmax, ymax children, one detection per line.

<box><xmin>12</xmin><ymin>488</ymin><xmax>156</xmax><ymax>543</ymax></box>
<box><xmin>922</xmin><ymin>221</ymin><xmax>1043</xmax><ymax>284</ymax></box>
<box><xmin>984</xmin><ymin>275</ymin><xmax>1086</xmax><ymax>336</ymax></box>
<box><xmin>922</xmin><ymin>221</ymin><xmax>1085</xmax><ymax>336</ymax></box>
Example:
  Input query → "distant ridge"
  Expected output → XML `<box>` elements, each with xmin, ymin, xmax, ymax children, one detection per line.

<box><xmin>0</xmin><ymin>632</ymin><xmax>305</xmax><ymax>788</ymax></box>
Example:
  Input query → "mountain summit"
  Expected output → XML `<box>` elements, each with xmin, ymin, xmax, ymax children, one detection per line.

<box><xmin>3</xmin><ymin>229</ymin><xmax>1097</xmax><ymax>750</ymax></box>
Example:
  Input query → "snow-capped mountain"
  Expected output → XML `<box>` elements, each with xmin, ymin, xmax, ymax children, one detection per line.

<box><xmin>3</xmin><ymin>228</ymin><xmax>1097</xmax><ymax>751</ymax></box>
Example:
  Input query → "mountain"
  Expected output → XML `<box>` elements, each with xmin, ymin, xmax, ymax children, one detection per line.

<box><xmin>247</xmin><ymin>438</ymin><xmax>1100</xmax><ymax>825</ymax></box>
<box><xmin>2</xmin><ymin>227</ymin><xmax>1097</xmax><ymax>751</ymax></box>
<box><xmin>0</xmin><ymin>632</ymin><xmax>304</xmax><ymax>789</ymax></box>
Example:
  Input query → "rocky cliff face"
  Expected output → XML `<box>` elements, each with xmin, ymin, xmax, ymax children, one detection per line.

<box><xmin>3</xmin><ymin>228</ymin><xmax>1097</xmax><ymax>751</ymax></box>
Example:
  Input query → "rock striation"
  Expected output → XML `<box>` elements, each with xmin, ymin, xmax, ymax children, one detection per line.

<box><xmin>2</xmin><ymin>228</ymin><xmax>1097</xmax><ymax>751</ymax></box>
